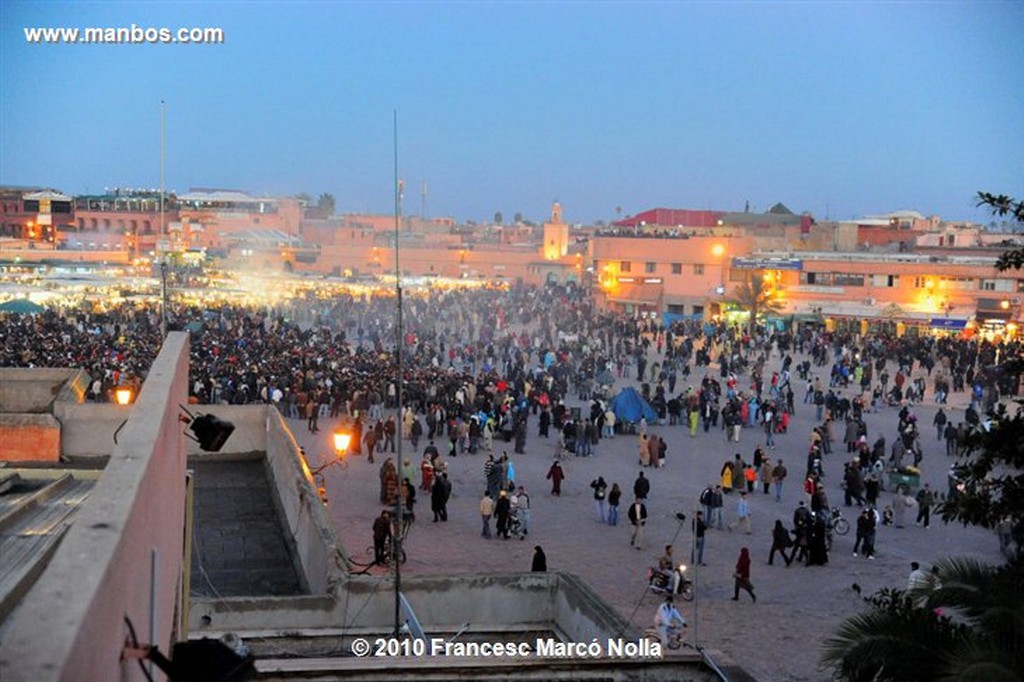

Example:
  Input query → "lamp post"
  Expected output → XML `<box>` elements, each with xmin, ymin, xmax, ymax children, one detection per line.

<box><xmin>115</xmin><ymin>387</ymin><xmax>133</xmax><ymax>406</ymax></box>
<box><xmin>160</xmin><ymin>261</ymin><xmax>169</xmax><ymax>339</ymax></box>
<box><xmin>392</xmin><ymin>110</ymin><xmax>405</xmax><ymax>637</ymax></box>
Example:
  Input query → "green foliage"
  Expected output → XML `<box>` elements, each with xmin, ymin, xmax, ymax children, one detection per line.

<box><xmin>317</xmin><ymin>193</ymin><xmax>336</xmax><ymax>215</ymax></box>
<box><xmin>976</xmin><ymin>192</ymin><xmax>1024</xmax><ymax>271</ymax></box>
<box><xmin>726</xmin><ymin>274</ymin><xmax>784</xmax><ymax>336</ymax></box>
<box><xmin>822</xmin><ymin>587</ymin><xmax>967</xmax><ymax>682</ymax></box>
<box><xmin>822</xmin><ymin>557</ymin><xmax>1024</xmax><ymax>682</ymax></box>
<box><xmin>939</xmin><ymin>400</ymin><xmax>1024</xmax><ymax>530</ymax></box>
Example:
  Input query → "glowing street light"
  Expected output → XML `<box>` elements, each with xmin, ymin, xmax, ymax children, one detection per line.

<box><xmin>333</xmin><ymin>429</ymin><xmax>352</xmax><ymax>455</ymax></box>
<box><xmin>115</xmin><ymin>387</ymin><xmax>133</xmax><ymax>406</ymax></box>
<box><xmin>711</xmin><ymin>243</ymin><xmax>725</xmax><ymax>258</ymax></box>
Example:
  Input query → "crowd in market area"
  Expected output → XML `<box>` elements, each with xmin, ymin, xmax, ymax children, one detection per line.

<box><xmin>2</xmin><ymin>280</ymin><xmax>1022</xmax><ymax>569</ymax></box>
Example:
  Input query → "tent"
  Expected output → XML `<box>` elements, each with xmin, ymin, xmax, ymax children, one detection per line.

<box><xmin>610</xmin><ymin>387</ymin><xmax>657</xmax><ymax>423</ymax></box>
<box><xmin>0</xmin><ymin>299</ymin><xmax>44</xmax><ymax>314</ymax></box>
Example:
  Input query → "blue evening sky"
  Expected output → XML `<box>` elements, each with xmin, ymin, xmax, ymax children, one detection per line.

<box><xmin>1</xmin><ymin>1</ymin><xmax>1022</xmax><ymax>224</ymax></box>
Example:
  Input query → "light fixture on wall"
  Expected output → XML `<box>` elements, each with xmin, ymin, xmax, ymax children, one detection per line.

<box><xmin>178</xmin><ymin>406</ymin><xmax>235</xmax><ymax>452</ymax></box>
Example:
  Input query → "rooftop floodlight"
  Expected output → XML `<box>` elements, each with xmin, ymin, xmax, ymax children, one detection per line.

<box><xmin>179</xmin><ymin>406</ymin><xmax>235</xmax><ymax>452</ymax></box>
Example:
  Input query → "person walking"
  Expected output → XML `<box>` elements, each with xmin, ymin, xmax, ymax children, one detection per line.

<box><xmin>633</xmin><ymin>471</ymin><xmax>650</xmax><ymax>503</ymax></box>
<box><xmin>768</xmin><ymin>519</ymin><xmax>793</xmax><ymax>566</ymax></box>
<box><xmin>590</xmin><ymin>476</ymin><xmax>608</xmax><ymax>522</ymax></box>
<box><xmin>692</xmin><ymin>511</ymin><xmax>708</xmax><ymax>565</ymax></box>
<box><xmin>516</xmin><ymin>485</ymin><xmax>531</xmax><ymax>535</ymax></box>
<box><xmin>853</xmin><ymin>507</ymin><xmax>876</xmax><ymax>558</ymax></box>
<box><xmin>628</xmin><ymin>497</ymin><xmax>648</xmax><ymax>550</ymax></box>
<box><xmin>430</xmin><ymin>474</ymin><xmax>448</xmax><ymax>522</ymax></box>
<box><xmin>546</xmin><ymin>461</ymin><xmax>565</xmax><ymax>496</ymax></box>
<box><xmin>531</xmin><ymin>545</ymin><xmax>547</xmax><ymax>572</ymax></box>
<box><xmin>607</xmin><ymin>482</ymin><xmax>622</xmax><ymax>526</ymax></box>
<box><xmin>479</xmin><ymin>491</ymin><xmax>494</xmax><ymax>539</ymax></box>
<box><xmin>495</xmin><ymin>490</ymin><xmax>512</xmax><ymax>539</ymax></box>
<box><xmin>372</xmin><ymin>510</ymin><xmax>392</xmax><ymax>565</ymax></box>
<box><xmin>710</xmin><ymin>485</ymin><xmax>725</xmax><ymax>529</ymax></box>
<box><xmin>728</xmin><ymin>491</ymin><xmax>752</xmax><ymax>534</ymax></box>
<box><xmin>915</xmin><ymin>483</ymin><xmax>935</xmax><ymax>528</ymax></box>
<box><xmin>732</xmin><ymin>547</ymin><xmax>756</xmax><ymax>602</ymax></box>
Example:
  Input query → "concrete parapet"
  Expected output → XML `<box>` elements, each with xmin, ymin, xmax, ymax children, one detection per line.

<box><xmin>0</xmin><ymin>332</ymin><xmax>191</xmax><ymax>682</ymax></box>
<box><xmin>0</xmin><ymin>368</ymin><xmax>78</xmax><ymax>413</ymax></box>
<box><xmin>264</xmin><ymin>409</ymin><xmax>350</xmax><ymax>592</ymax></box>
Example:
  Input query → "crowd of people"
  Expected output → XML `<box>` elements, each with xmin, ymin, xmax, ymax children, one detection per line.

<box><xmin>3</xmin><ymin>278</ymin><xmax>1022</xmax><ymax>632</ymax></box>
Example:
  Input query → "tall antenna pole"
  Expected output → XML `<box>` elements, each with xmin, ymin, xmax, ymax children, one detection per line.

<box><xmin>160</xmin><ymin>99</ymin><xmax>166</xmax><ymax>240</ymax></box>
<box><xmin>160</xmin><ymin>99</ymin><xmax>168</xmax><ymax>339</ymax></box>
<box><xmin>420</xmin><ymin>181</ymin><xmax>427</xmax><ymax>220</ymax></box>
<box><xmin>392</xmin><ymin>109</ymin><xmax>404</xmax><ymax>637</ymax></box>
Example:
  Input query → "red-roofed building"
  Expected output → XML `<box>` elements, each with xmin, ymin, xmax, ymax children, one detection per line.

<box><xmin>613</xmin><ymin>208</ymin><xmax>724</xmax><ymax>229</ymax></box>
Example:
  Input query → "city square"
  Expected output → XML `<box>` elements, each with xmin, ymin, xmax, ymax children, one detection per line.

<box><xmin>2</xmin><ymin>2</ymin><xmax>1022</xmax><ymax>680</ymax></box>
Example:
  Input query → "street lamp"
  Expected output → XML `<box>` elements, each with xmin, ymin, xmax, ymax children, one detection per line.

<box><xmin>332</xmin><ymin>429</ymin><xmax>352</xmax><ymax>455</ymax></box>
<box><xmin>115</xmin><ymin>387</ymin><xmax>133</xmax><ymax>406</ymax></box>
<box><xmin>711</xmin><ymin>244</ymin><xmax>727</xmax><ymax>304</ymax></box>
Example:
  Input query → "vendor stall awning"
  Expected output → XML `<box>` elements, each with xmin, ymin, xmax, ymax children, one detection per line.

<box><xmin>929</xmin><ymin>318</ymin><xmax>968</xmax><ymax>330</ymax></box>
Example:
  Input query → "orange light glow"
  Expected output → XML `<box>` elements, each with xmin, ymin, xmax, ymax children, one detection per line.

<box><xmin>333</xmin><ymin>430</ymin><xmax>352</xmax><ymax>454</ymax></box>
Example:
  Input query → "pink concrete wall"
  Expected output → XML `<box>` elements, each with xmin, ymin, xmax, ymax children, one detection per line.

<box><xmin>0</xmin><ymin>417</ymin><xmax>60</xmax><ymax>462</ymax></box>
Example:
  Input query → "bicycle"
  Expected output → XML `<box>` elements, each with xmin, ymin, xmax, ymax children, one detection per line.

<box><xmin>364</xmin><ymin>511</ymin><xmax>412</xmax><ymax>567</ymax></box>
<box><xmin>366</xmin><ymin>539</ymin><xmax>407</xmax><ymax>567</ymax></box>
<box><xmin>643</xmin><ymin>623</ymin><xmax>687</xmax><ymax>650</ymax></box>
<box><xmin>830</xmin><ymin>507</ymin><xmax>850</xmax><ymax>535</ymax></box>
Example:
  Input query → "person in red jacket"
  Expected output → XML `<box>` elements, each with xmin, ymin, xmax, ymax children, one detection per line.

<box><xmin>732</xmin><ymin>546</ymin><xmax>756</xmax><ymax>602</ymax></box>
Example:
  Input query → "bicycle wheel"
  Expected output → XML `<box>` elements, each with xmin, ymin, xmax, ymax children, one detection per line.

<box><xmin>834</xmin><ymin>518</ymin><xmax>850</xmax><ymax>536</ymax></box>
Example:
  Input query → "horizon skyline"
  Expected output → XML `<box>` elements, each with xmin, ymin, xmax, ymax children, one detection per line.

<box><xmin>2</xmin><ymin>2</ymin><xmax>1022</xmax><ymax>225</ymax></box>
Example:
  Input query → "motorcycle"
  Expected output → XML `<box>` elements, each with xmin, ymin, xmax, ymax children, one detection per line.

<box><xmin>647</xmin><ymin>564</ymin><xmax>694</xmax><ymax>601</ymax></box>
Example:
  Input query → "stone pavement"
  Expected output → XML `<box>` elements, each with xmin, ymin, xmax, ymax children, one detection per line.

<box><xmin>291</xmin><ymin>349</ymin><xmax>1005</xmax><ymax>681</ymax></box>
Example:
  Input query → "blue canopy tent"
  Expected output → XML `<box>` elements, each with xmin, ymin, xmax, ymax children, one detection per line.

<box><xmin>610</xmin><ymin>387</ymin><xmax>657</xmax><ymax>423</ymax></box>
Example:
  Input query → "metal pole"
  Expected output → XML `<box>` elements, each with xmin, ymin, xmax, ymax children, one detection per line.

<box><xmin>392</xmin><ymin>110</ymin><xmax>404</xmax><ymax>637</ymax></box>
<box><xmin>160</xmin><ymin>99</ymin><xmax>166</xmax><ymax>239</ymax></box>
<box><xmin>161</xmin><ymin>261</ymin><xmax>168</xmax><ymax>339</ymax></box>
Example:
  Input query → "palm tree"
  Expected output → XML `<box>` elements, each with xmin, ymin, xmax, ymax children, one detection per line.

<box><xmin>317</xmin><ymin>192</ymin><xmax>336</xmax><ymax>216</ymax></box>
<box><xmin>726</xmin><ymin>274</ymin><xmax>783</xmax><ymax>336</ymax></box>
<box><xmin>822</xmin><ymin>555</ymin><xmax>1024</xmax><ymax>682</ymax></box>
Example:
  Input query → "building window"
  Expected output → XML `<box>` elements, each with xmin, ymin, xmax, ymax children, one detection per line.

<box><xmin>940</xmin><ymin>276</ymin><xmax>974</xmax><ymax>291</ymax></box>
<box><xmin>645</xmin><ymin>262</ymin><xmax>656</xmax><ymax>274</ymax></box>
<box><xmin>667</xmin><ymin>304</ymin><xmax>685</xmax><ymax>315</ymax></box>
<box><xmin>692</xmin><ymin>305</ymin><xmax>704</xmax><ymax>316</ymax></box>
<box><xmin>833</xmin><ymin>273</ymin><xmax>864</xmax><ymax>286</ymax></box>
<box><xmin>871</xmin><ymin>274</ymin><xmax>898</xmax><ymax>288</ymax></box>
<box><xmin>980</xmin><ymin>279</ymin><xmax>1014</xmax><ymax>292</ymax></box>
<box><xmin>693</xmin><ymin>263</ymin><xmax>704</xmax><ymax>275</ymax></box>
<box><xmin>671</xmin><ymin>262</ymin><xmax>682</xmax><ymax>275</ymax></box>
<box><xmin>620</xmin><ymin>261</ymin><xmax>631</xmax><ymax>273</ymax></box>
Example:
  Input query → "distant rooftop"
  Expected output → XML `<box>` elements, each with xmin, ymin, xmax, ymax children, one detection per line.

<box><xmin>179</xmin><ymin>190</ymin><xmax>275</xmax><ymax>204</ymax></box>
